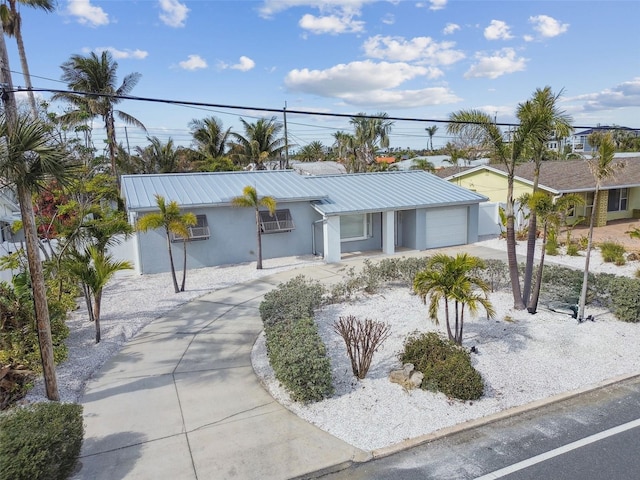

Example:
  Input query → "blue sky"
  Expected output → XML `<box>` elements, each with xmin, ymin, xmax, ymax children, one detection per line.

<box><xmin>9</xmin><ymin>0</ymin><xmax>640</xmax><ymax>152</ymax></box>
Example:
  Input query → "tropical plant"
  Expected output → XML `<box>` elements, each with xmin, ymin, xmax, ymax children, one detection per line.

<box><xmin>228</xmin><ymin>116</ymin><xmax>285</xmax><ymax>169</ymax></box>
<box><xmin>518</xmin><ymin>87</ymin><xmax>573</xmax><ymax>310</ymax></box>
<box><xmin>425</xmin><ymin>125</ymin><xmax>438</xmax><ymax>150</ymax></box>
<box><xmin>67</xmin><ymin>245</ymin><xmax>132</xmax><ymax>343</ymax></box>
<box><xmin>189</xmin><ymin>116</ymin><xmax>232</xmax><ymax>160</ymax></box>
<box><xmin>348</xmin><ymin>112</ymin><xmax>394</xmax><ymax>173</ymax></box>
<box><xmin>53</xmin><ymin>51</ymin><xmax>146</xmax><ymax>175</ymax></box>
<box><xmin>413</xmin><ymin>253</ymin><xmax>495</xmax><ymax>345</ymax></box>
<box><xmin>231</xmin><ymin>185</ymin><xmax>276</xmax><ymax>269</ymax></box>
<box><xmin>137</xmin><ymin>195</ymin><xmax>197</xmax><ymax>293</ymax></box>
<box><xmin>0</xmin><ymin>113</ymin><xmax>76</xmax><ymax>401</ymax></box>
<box><xmin>331</xmin><ymin>130</ymin><xmax>355</xmax><ymax>164</ymax></box>
<box><xmin>133</xmin><ymin>136</ymin><xmax>181</xmax><ymax>173</ymax></box>
<box><xmin>297</xmin><ymin>141</ymin><xmax>326</xmax><ymax>162</ymax></box>
<box><xmin>1</xmin><ymin>0</ymin><xmax>55</xmax><ymax>118</ymax></box>
<box><xmin>578</xmin><ymin>133</ymin><xmax>624</xmax><ymax>320</ymax></box>
<box><xmin>409</xmin><ymin>158</ymin><xmax>436</xmax><ymax>172</ymax></box>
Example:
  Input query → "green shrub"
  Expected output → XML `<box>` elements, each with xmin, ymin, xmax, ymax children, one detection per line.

<box><xmin>475</xmin><ymin>259</ymin><xmax>509</xmax><ymax>292</ymax></box>
<box><xmin>566</xmin><ymin>243</ymin><xmax>580</xmax><ymax>256</ymax></box>
<box><xmin>607</xmin><ymin>277</ymin><xmax>640</xmax><ymax>322</ymax></box>
<box><xmin>0</xmin><ymin>402</ymin><xmax>84</xmax><ymax>480</ymax></box>
<box><xmin>259</xmin><ymin>275</ymin><xmax>325</xmax><ymax>327</ymax></box>
<box><xmin>600</xmin><ymin>241</ymin><xmax>626</xmax><ymax>265</ymax></box>
<box><xmin>265</xmin><ymin>317</ymin><xmax>334</xmax><ymax>402</ymax></box>
<box><xmin>400</xmin><ymin>332</ymin><xmax>483</xmax><ymax>401</ymax></box>
<box><xmin>545</xmin><ymin>235</ymin><xmax>559</xmax><ymax>256</ymax></box>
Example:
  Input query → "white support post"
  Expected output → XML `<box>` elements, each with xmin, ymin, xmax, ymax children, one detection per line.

<box><xmin>323</xmin><ymin>216</ymin><xmax>341</xmax><ymax>263</ymax></box>
<box><xmin>382</xmin><ymin>210</ymin><xmax>395</xmax><ymax>255</ymax></box>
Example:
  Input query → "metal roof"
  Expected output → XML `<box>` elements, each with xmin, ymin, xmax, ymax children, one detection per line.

<box><xmin>304</xmin><ymin>170</ymin><xmax>488</xmax><ymax>216</ymax></box>
<box><xmin>121</xmin><ymin>170</ymin><xmax>328</xmax><ymax>211</ymax></box>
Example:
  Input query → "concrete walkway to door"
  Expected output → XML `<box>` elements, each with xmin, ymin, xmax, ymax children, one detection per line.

<box><xmin>72</xmin><ymin>245</ymin><xmax>509</xmax><ymax>480</ymax></box>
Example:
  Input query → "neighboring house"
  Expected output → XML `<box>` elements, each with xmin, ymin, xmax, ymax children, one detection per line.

<box><xmin>569</xmin><ymin>126</ymin><xmax>640</xmax><ymax>154</ymax></box>
<box><xmin>121</xmin><ymin>170</ymin><xmax>487</xmax><ymax>274</ymax></box>
<box><xmin>0</xmin><ymin>189</ymin><xmax>22</xmax><ymax>244</ymax></box>
<box><xmin>444</xmin><ymin>156</ymin><xmax>640</xmax><ymax>229</ymax></box>
<box><xmin>290</xmin><ymin>160</ymin><xmax>347</xmax><ymax>176</ymax></box>
<box><xmin>395</xmin><ymin>155</ymin><xmax>490</xmax><ymax>171</ymax></box>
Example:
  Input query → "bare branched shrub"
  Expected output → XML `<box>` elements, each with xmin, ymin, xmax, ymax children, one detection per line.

<box><xmin>333</xmin><ymin>315</ymin><xmax>391</xmax><ymax>379</ymax></box>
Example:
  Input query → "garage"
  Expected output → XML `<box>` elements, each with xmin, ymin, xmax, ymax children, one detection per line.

<box><xmin>426</xmin><ymin>206</ymin><xmax>468</xmax><ymax>249</ymax></box>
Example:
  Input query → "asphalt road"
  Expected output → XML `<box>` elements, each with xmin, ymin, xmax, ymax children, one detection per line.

<box><xmin>312</xmin><ymin>375</ymin><xmax>640</xmax><ymax>480</ymax></box>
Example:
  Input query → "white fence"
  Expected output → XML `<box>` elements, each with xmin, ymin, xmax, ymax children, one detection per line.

<box><xmin>477</xmin><ymin>201</ymin><xmax>528</xmax><ymax>239</ymax></box>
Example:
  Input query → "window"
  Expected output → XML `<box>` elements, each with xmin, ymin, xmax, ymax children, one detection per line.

<box><xmin>259</xmin><ymin>209</ymin><xmax>295</xmax><ymax>234</ymax></box>
<box><xmin>607</xmin><ymin>188</ymin><xmax>628</xmax><ymax>212</ymax></box>
<box><xmin>170</xmin><ymin>214</ymin><xmax>210</xmax><ymax>242</ymax></box>
<box><xmin>340</xmin><ymin>214</ymin><xmax>372</xmax><ymax>241</ymax></box>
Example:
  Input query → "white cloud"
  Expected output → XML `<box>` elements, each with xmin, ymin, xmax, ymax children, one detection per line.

<box><xmin>568</xmin><ymin>77</ymin><xmax>640</xmax><ymax>112</ymax></box>
<box><xmin>178</xmin><ymin>54</ymin><xmax>207</xmax><ymax>71</ymax></box>
<box><xmin>299</xmin><ymin>13</ymin><xmax>364</xmax><ymax>34</ymax></box>
<box><xmin>284</xmin><ymin>60</ymin><xmax>460</xmax><ymax>108</ymax></box>
<box><xmin>363</xmin><ymin>35</ymin><xmax>465</xmax><ymax>66</ymax></box>
<box><xmin>529</xmin><ymin>14</ymin><xmax>569</xmax><ymax>38</ymax></box>
<box><xmin>443</xmin><ymin>23</ymin><xmax>460</xmax><ymax>35</ymax></box>
<box><xmin>464</xmin><ymin>48</ymin><xmax>527</xmax><ymax>79</ymax></box>
<box><xmin>231</xmin><ymin>56</ymin><xmax>256</xmax><ymax>72</ymax></box>
<box><xmin>484</xmin><ymin>20</ymin><xmax>513</xmax><ymax>40</ymax></box>
<box><xmin>429</xmin><ymin>0</ymin><xmax>447</xmax><ymax>11</ymax></box>
<box><xmin>381</xmin><ymin>13</ymin><xmax>395</xmax><ymax>25</ymax></box>
<box><xmin>523</xmin><ymin>34</ymin><xmax>534</xmax><ymax>42</ymax></box>
<box><xmin>258</xmin><ymin>0</ymin><xmax>374</xmax><ymax>19</ymax></box>
<box><xmin>67</xmin><ymin>0</ymin><xmax>109</xmax><ymax>27</ymax></box>
<box><xmin>94</xmin><ymin>47</ymin><xmax>148</xmax><ymax>60</ymax></box>
<box><xmin>159</xmin><ymin>0</ymin><xmax>189</xmax><ymax>28</ymax></box>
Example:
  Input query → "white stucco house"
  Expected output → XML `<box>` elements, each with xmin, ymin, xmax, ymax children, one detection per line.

<box><xmin>120</xmin><ymin>170</ymin><xmax>488</xmax><ymax>275</ymax></box>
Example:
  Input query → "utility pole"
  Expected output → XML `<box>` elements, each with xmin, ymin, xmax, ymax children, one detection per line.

<box><xmin>0</xmin><ymin>32</ymin><xmax>59</xmax><ymax>400</ymax></box>
<box><xmin>283</xmin><ymin>102</ymin><xmax>290</xmax><ymax>170</ymax></box>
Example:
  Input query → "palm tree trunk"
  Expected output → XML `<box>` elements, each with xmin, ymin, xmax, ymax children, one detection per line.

<box><xmin>17</xmin><ymin>184</ymin><xmax>59</xmax><ymax>400</ymax></box>
<box><xmin>180</xmin><ymin>240</ymin><xmax>187</xmax><ymax>292</ymax></box>
<box><xmin>82</xmin><ymin>283</ymin><xmax>94</xmax><ymax>322</ymax></box>
<box><xmin>506</xmin><ymin>173</ymin><xmax>526</xmax><ymax>310</ymax></box>
<box><xmin>94</xmin><ymin>290</ymin><xmax>102</xmax><ymax>343</ymax></box>
<box><xmin>523</xmin><ymin>168</ymin><xmax>541</xmax><ymax>306</ymax></box>
<box><xmin>457</xmin><ymin>305</ymin><xmax>465</xmax><ymax>345</ymax></box>
<box><xmin>12</xmin><ymin>13</ymin><xmax>38</xmax><ymax>119</ymax></box>
<box><xmin>105</xmin><ymin>111</ymin><xmax>117</xmax><ymax>176</ymax></box>
<box><xmin>255</xmin><ymin>209</ymin><xmax>263</xmax><ymax>269</ymax></box>
<box><xmin>165</xmin><ymin>228</ymin><xmax>180</xmax><ymax>293</ymax></box>
<box><xmin>578</xmin><ymin>188</ymin><xmax>599</xmax><ymax>319</ymax></box>
<box><xmin>444</xmin><ymin>300</ymin><xmax>453</xmax><ymax>342</ymax></box>
<box><xmin>528</xmin><ymin>222</ymin><xmax>548</xmax><ymax>314</ymax></box>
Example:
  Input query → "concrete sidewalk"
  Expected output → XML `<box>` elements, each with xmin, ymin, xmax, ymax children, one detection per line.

<box><xmin>72</xmin><ymin>245</ymin><xmax>507</xmax><ymax>480</ymax></box>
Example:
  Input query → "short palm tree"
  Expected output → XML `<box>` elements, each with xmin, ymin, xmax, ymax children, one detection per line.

<box><xmin>231</xmin><ymin>185</ymin><xmax>276</xmax><ymax>269</ymax></box>
<box><xmin>297</xmin><ymin>141</ymin><xmax>326</xmax><ymax>162</ymax></box>
<box><xmin>68</xmin><ymin>245</ymin><xmax>132</xmax><ymax>343</ymax></box>
<box><xmin>413</xmin><ymin>253</ymin><xmax>495</xmax><ymax>345</ymax></box>
<box><xmin>578</xmin><ymin>133</ymin><xmax>623</xmax><ymax>319</ymax></box>
<box><xmin>53</xmin><ymin>51</ymin><xmax>146</xmax><ymax>176</ymax></box>
<box><xmin>137</xmin><ymin>195</ymin><xmax>197</xmax><ymax>293</ymax></box>
<box><xmin>349</xmin><ymin>112</ymin><xmax>394</xmax><ymax>172</ymax></box>
<box><xmin>133</xmin><ymin>136</ymin><xmax>181</xmax><ymax>173</ymax></box>
<box><xmin>410</xmin><ymin>158</ymin><xmax>436</xmax><ymax>172</ymax></box>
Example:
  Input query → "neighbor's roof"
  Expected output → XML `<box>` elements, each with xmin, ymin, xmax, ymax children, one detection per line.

<box><xmin>305</xmin><ymin>170</ymin><xmax>488</xmax><ymax>216</ymax></box>
<box><xmin>121</xmin><ymin>170</ymin><xmax>328</xmax><ymax>211</ymax></box>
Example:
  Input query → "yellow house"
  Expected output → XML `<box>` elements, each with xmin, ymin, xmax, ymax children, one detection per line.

<box><xmin>439</xmin><ymin>157</ymin><xmax>640</xmax><ymax>227</ymax></box>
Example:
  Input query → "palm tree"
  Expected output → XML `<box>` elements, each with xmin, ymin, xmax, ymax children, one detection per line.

<box><xmin>68</xmin><ymin>245</ymin><xmax>132</xmax><ymax>343</ymax></box>
<box><xmin>0</xmin><ymin>113</ymin><xmax>75</xmax><ymax>401</ymax></box>
<box><xmin>349</xmin><ymin>112</ymin><xmax>394</xmax><ymax>172</ymax></box>
<box><xmin>189</xmin><ymin>116</ymin><xmax>232</xmax><ymax>160</ymax></box>
<box><xmin>447</xmin><ymin>103</ymin><xmax>550</xmax><ymax>310</ymax></box>
<box><xmin>0</xmin><ymin>0</ymin><xmax>55</xmax><ymax>118</ymax></box>
<box><xmin>425</xmin><ymin>125</ymin><xmax>438</xmax><ymax>150</ymax></box>
<box><xmin>53</xmin><ymin>51</ymin><xmax>146</xmax><ymax>176</ymax></box>
<box><xmin>231</xmin><ymin>185</ymin><xmax>276</xmax><ymax>270</ymax></box>
<box><xmin>133</xmin><ymin>136</ymin><xmax>181</xmax><ymax>173</ymax></box>
<box><xmin>413</xmin><ymin>253</ymin><xmax>495</xmax><ymax>345</ymax></box>
<box><xmin>297</xmin><ymin>141</ymin><xmax>326</xmax><ymax>162</ymax></box>
<box><xmin>578</xmin><ymin>134</ymin><xmax>623</xmax><ymax>320</ymax></box>
<box><xmin>518</xmin><ymin>87</ymin><xmax>573</xmax><ymax>309</ymax></box>
<box><xmin>409</xmin><ymin>158</ymin><xmax>435</xmax><ymax>172</ymax></box>
<box><xmin>137</xmin><ymin>195</ymin><xmax>197</xmax><ymax>293</ymax></box>
<box><xmin>228</xmin><ymin>116</ymin><xmax>285</xmax><ymax>170</ymax></box>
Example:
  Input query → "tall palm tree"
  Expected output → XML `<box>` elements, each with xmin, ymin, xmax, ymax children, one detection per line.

<box><xmin>137</xmin><ymin>195</ymin><xmax>197</xmax><ymax>293</ymax></box>
<box><xmin>189</xmin><ymin>116</ymin><xmax>232</xmax><ymax>160</ymax></box>
<box><xmin>231</xmin><ymin>185</ymin><xmax>276</xmax><ymax>270</ymax></box>
<box><xmin>425</xmin><ymin>125</ymin><xmax>438</xmax><ymax>150</ymax></box>
<box><xmin>228</xmin><ymin>116</ymin><xmax>285</xmax><ymax>170</ymax></box>
<box><xmin>447</xmin><ymin>105</ymin><xmax>549</xmax><ymax>310</ymax></box>
<box><xmin>349</xmin><ymin>112</ymin><xmax>394</xmax><ymax>173</ymax></box>
<box><xmin>578</xmin><ymin>134</ymin><xmax>623</xmax><ymax>320</ymax></box>
<box><xmin>0</xmin><ymin>113</ymin><xmax>75</xmax><ymax>401</ymax></box>
<box><xmin>68</xmin><ymin>245</ymin><xmax>132</xmax><ymax>343</ymax></box>
<box><xmin>1</xmin><ymin>0</ymin><xmax>55</xmax><ymax>118</ymax></box>
<box><xmin>53</xmin><ymin>51</ymin><xmax>146</xmax><ymax>176</ymax></box>
<box><xmin>518</xmin><ymin>87</ymin><xmax>573</xmax><ymax>309</ymax></box>
<box><xmin>413</xmin><ymin>253</ymin><xmax>495</xmax><ymax>345</ymax></box>
<box><xmin>133</xmin><ymin>136</ymin><xmax>180</xmax><ymax>173</ymax></box>
<box><xmin>297</xmin><ymin>141</ymin><xmax>326</xmax><ymax>162</ymax></box>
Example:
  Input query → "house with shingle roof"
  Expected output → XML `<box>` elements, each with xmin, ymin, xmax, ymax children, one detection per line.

<box><xmin>121</xmin><ymin>169</ymin><xmax>488</xmax><ymax>274</ymax></box>
<box><xmin>443</xmin><ymin>157</ymin><xmax>640</xmax><ymax>228</ymax></box>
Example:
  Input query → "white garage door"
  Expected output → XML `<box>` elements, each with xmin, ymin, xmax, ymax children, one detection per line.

<box><xmin>426</xmin><ymin>207</ymin><xmax>467</xmax><ymax>249</ymax></box>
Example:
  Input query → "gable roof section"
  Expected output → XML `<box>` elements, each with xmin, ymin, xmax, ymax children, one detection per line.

<box><xmin>121</xmin><ymin>170</ymin><xmax>328</xmax><ymax>211</ymax></box>
<box><xmin>305</xmin><ymin>170</ymin><xmax>488</xmax><ymax>216</ymax></box>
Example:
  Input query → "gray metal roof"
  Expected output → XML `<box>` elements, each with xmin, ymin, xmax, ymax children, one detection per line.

<box><xmin>121</xmin><ymin>170</ymin><xmax>328</xmax><ymax>211</ymax></box>
<box><xmin>304</xmin><ymin>170</ymin><xmax>488</xmax><ymax>216</ymax></box>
